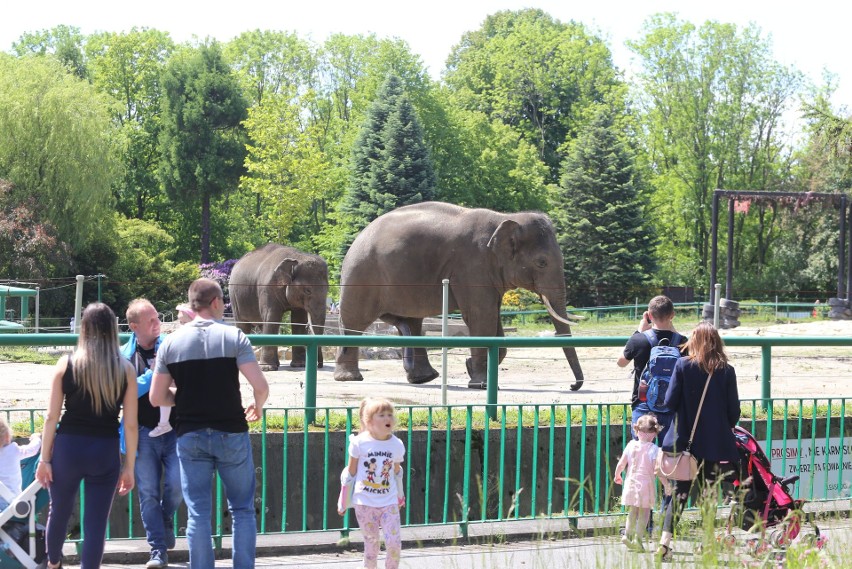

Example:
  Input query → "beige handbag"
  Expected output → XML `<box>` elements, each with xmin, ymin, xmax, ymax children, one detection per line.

<box><xmin>654</xmin><ymin>372</ymin><xmax>713</xmax><ymax>482</ymax></box>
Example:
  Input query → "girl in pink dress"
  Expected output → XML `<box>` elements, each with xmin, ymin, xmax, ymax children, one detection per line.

<box><xmin>614</xmin><ymin>413</ymin><xmax>664</xmax><ymax>551</ymax></box>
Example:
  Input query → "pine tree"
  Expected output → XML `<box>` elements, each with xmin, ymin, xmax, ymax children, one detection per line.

<box><xmin>552</xmin><ymin>105</ymin><xmax>656</xmax><ymax>306</ymax></box>
<box><xmin>341</xmin><ymin>75</ymin><xmax>436</xmax><ymax>251</ymax></box>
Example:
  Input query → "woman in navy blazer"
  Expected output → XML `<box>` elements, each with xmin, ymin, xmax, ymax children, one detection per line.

<box><xmin>656</xmin><ymin>322</ymin><xmax>740</xmax><ymax>560</ymax></box>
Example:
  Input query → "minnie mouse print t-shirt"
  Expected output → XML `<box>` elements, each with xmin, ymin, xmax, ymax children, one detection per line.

<box><xmin>348</xmin><ymin>431</ymin><xmax>406</xmax><ymax>508</ymax></box>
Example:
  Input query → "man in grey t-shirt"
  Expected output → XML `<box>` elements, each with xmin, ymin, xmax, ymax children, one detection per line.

<box><xmin>151</xmin><ymin>278</ymin><xmax>269</xmax><ymax>569</ymax></box>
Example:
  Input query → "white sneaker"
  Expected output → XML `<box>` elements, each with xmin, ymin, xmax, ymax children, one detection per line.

<box><xmin>149</xmin><ymin>424</ymin><xmax>173</xmax><ymax>437</ymax></box>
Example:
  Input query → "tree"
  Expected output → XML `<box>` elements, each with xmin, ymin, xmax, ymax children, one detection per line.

<box><xmin>158</xmin><ymin>42</ymin><xmax>248</xmax><ymax>263</ymax></box>
<box><xmin>86</xmin><ymin>28</ymin><xmax>175</xmax><ymax>219</ymax></box>
<box><xmin>628</xmin><ymin>14</ymin><xmax>804</xmax><ymax>288</ymax></box>
<box><xmin>444</xmin><ymin>9</ymin><xmax>621</xmax><ymax>181</ymax></box>
<box><xmin>551</xmin><ymin>104</ymin><xmax>656</xmax><ymax>306</ymax></box>
<box><xmin>340</xmin><ymin>75</ymin><xmax>436</xmax><ymax>250</ymax></box>
<box><xmin>0</xmin><ymin>54</ymin><xmax>118</xmax><ymax>251</ymax></box>
<box><xmin>12</xmin><ymin>25</ymin><xmax>88</xmax><ymax>78</ymax></box>
<box><xmin>0</xmin><ymin>179</ymin><xmax>72</xmax><ymax>280</ymax></box>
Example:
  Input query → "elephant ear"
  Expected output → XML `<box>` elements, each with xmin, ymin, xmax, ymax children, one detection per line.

<box><xmin>487</xmin><ymin>219</ymin><xmax>521</xmax><ymax>261</ymax></box>
<box><xmin>274</xmin><ymin>258</ymin><xmax>299</xmax><ymax>285</ymax></box>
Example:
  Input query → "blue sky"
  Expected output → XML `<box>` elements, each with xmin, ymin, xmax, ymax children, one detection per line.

<box><xmin>2</xmin><ymin>0</ymin><xmax>849</xmax><ymax>108</ymax></box>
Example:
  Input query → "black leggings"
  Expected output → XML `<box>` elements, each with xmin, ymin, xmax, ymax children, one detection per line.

<box><xmin>46</xmin><ymin>433</ymin><xmax>121</xmax><ymax>568</ymax></box>
<box><xmin>661</xmin><ymin>460</ymin><xmax>739</xmax><ymax>539</ymax></box>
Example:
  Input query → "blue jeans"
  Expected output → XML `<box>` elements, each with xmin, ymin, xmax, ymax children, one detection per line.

<box><xmin>631</xmin><ymin>403</ymin><xmax>673</xmax><ymax>443</ymax></box>
<box><xmin>135</xmin><ymin>426</ymin><xmax>183</xmax><ymax>553</ymax></box>
<box><xmin>177</xmin><ymin>429</ymin><xmax>257</xmax><ymax>569</ymax></box>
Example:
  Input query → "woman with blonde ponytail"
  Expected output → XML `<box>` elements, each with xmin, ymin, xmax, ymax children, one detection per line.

<box><xmin>36</xmin><ymin>303</ymin><xmax>138</xmax><ymax>568</ymax></box>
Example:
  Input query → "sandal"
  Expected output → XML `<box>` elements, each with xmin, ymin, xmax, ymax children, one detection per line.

<box><xmin>655</xmin><ymin>543</ymin><xmax>672</xmax><ymax>562</ymax></box>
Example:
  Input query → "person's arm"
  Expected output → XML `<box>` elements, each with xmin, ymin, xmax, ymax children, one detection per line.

<box><xmin>613</xmin><ymin>443</ymin><xmax>630</xmax><ymax>484</ymax></box>
<box><xmin>118</xmin><ymin>360</ymin><xmax>138</xmax><ymax>496</ymax></box>
<box><xmin>17</xmin><ymin>433</ymin><xmax>41</xmax><ymax>459</ymax></box>
<box><xmin>150</xmin><ymin>371</ymin><xmax>176</xmax><ymax>407</ymax></box>
<box><xmin>239</xmin><ymin>359</ymin><xmax>269</xmax><ymax>423</ymax></box>
<box><xmin>35</xmin><ymin>356</ymin><xmax>67</xmax><ymax>488</ymax></box>
<box><xmin>725</xmin><ymin>366</ymin><xmax>741</xmax><ymax>428</ymax></box>
<box><xmin>346</xmin><ymin>455</ymin><xmax>358</xmax><ymax>477</ymax></box>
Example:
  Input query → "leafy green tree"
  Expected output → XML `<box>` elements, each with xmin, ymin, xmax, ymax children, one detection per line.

<box><xmin>552</xmin><ymin>104</ymin><xmax>656</xmax><ymax>306</ymax></box>
<box><xmin>241</xmin><ymin>90</ymin><xmax>334</xmax><ymax>244</ymax></box>
<box><xmin>445</xmin><ymin>9</ymin><xmax>621</xmax><ymax>181</ymax></box>
<box><xmin>12</xmin><ymin>25</ymin><xmax>88</xmax><ymax>78</ymax></box>
<box><xmin>86</xmin><ymin>28</ymin><xmax>175</xmax><ymax>219</ymax></box>
<box><xmin>225</xmin><ymin>29</ymin><xmax>315</xmax><ymax>106</ymax></box>
<box><xmin>0</xmin><ymin>54</ymin><xmax>118</xmax><ymax>251</ymax></box>
<box><xmin>157</xmin><ymin>42</ymin><xmax>248</xmax><ymax>263</ymax></box>
<box><xmin>429</xmin><ymin>90</ymin><xmax>549</xmax><ymax>212</ymax></box>
<box><xmin>340</xmin><ymin>75</ymin><xmax>436</xmax><ymax>251</ymax></box>
<box><xmin>628</xmin><ymin>14</ymin><xmax>805</xmax><ymax>289</ymax></box>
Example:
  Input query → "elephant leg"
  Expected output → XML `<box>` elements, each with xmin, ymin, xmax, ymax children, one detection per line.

<box><xmin>289</xmin><ymin>309</ymin><xmax>307</xmax><ymax>368</ymax></box>
<box><xmin>464</xmin><ymin>308</ymin><xmax>504</xmax><ymax>389</ymax></box>
<box><xmin>334</xmin><ymin>314</ymin><xmax>372</xmax><ymax>382</ymax></box>
<box><xmin>389</xmin><ymin>317</ymin><xmax>438</xmax><ymax>385</ymax></box>
<box><xmin>260</xmin><ymin>307</ymin><xmax>286</xmax><ymax>371</ymax></box>
<box><xmin>288</xmin><ymin>308</ymin><xmax>324</xmax><ymax>369</ymax></box>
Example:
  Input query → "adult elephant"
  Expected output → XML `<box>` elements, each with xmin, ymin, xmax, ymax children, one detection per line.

<box><xmin>334</xmin><ymin>202</ymin><xmax>584</xmax><ymax>390</ymax></box>
<box><xmin>230</xmin><ymin>243</ymin><xmax>329</xmax><ymax>370</ymax></box>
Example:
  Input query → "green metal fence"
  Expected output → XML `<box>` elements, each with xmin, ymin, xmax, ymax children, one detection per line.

<box><xmin>2</xmin><ymin>331</ymin><xmax>851</xmax><ymax>548</ymax></box>
<box><xmin>2</xmin><ymin>396</ymin><xmax>851</xmax><ymax>546</ymax></box>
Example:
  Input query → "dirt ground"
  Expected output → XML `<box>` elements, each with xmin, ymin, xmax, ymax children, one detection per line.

<box><xmin>2</xmin><ymin>320</ymin><xmax>851</xmax><ymax>412</ymax></box>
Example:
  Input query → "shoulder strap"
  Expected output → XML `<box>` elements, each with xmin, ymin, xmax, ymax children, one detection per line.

<box><xmin>686</xmin><ymin>371</ymin><xmax>713</xmax><ymax>451</ymax></box>
<box><xmin>642</xmin><ymin>329</ymin><xmax>658</xmax><ymax>347</ymax></box>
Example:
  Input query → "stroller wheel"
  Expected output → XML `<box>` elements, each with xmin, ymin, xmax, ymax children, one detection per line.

<box><xmin>769</xmin><ymin>529</ymin><xmax>786</xmax><ymax>548</ymax></box>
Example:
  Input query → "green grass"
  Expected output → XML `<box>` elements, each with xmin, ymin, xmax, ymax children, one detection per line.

<box><xmin>0</xmin><ymin>346</ymin><xmax>59</xmax><ymax>364</ymax></box>
<box><xmin>252</xmin><ymin>399</ymin><xmax>844</xmax><ymax>433</ymax></box>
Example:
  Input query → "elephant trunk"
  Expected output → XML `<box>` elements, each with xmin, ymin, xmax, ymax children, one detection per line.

<box><xmin>541</xmin><ymin>293</ymin><xmax>584</xmax><ymax>391</ymax></box>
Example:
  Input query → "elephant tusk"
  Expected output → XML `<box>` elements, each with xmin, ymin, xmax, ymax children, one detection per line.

<box><xmin>541</xmin><ymin>295</ymin><xmax>584</xmax><ymax>324</ymax></box>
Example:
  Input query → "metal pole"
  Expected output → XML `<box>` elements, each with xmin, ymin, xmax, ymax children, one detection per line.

<box><xmin>305</xmin><ymin>339</ymin><xmax>317</xmax><ymax>424</ymax></box>
<box><xmin>847</xmin><ymin>202</ymin><xmax>852</xmax><ymax>300</ymax></box>
<box><xmin>486</xmin><ymin>345</ymin><xmax>499</xmax><ymax>421</ymax></box>
<box><xmin>761</xmin><ymin>345</ymin><xmax>772</xmax><ymax>409</ymax></box>
<box><xmin>73</xmin><ymin>275</ymin><xmax>84</xmax><ymax>333</ymax></box>
<box><xmin>726</xmin><ymin>198</ymin><xmax>735</xmax><ymax>300</ymax></box>
<box><xmin>713</xmin><ymin>283</ymin><xmax>721</xmax><ymax>329</ymax></box>
<box><xmin>710</xmin><ymin>190</ymin><xmax>720</xmax><ymax>305</ymax></box>
<box><xmin>35</xmin><ymin>287</ymin><xmax>40</xmax><ymax>333</ymax></box>
<box><xmin>838</xmin><ymin>196</ymin><xmax>847</xmax><ymax>299</ymax></box>
<box><xmin>441</xmin><ymin>279</ymin><xmax>449</xmax><ymax>406</ymax></box>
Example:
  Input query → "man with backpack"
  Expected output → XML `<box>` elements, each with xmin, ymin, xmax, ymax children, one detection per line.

<box><xmin>617</xmin><ymin>295</ymin><xmax>686</xmax><ymax>443</ymax></box>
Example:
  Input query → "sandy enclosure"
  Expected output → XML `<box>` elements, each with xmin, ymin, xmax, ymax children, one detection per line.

<box><xmin>1</xmin><ymin>320</ymin><xmax>851</xmax><ymax>412</ymax></box>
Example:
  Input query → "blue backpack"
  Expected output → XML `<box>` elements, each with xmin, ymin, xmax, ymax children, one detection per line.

<box><xmin>639</xmin><ymin>329</ymin><xmax>684</xmax><ymax>413</ymax></box>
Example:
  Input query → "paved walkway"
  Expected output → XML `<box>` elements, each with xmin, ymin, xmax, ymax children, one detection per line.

<box><xmin>54</xmin><ymin>517</ymin><xmax>848</xmax><ymax>568</ymax></box>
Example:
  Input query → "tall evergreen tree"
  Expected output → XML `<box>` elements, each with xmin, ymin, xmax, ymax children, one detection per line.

<box><xmin>158</xmin><ymin>42</ymin><xmax>248</xmax><ymax>263</ymax></box>
<box><xmin>340</xmin><ymin>75</ymin><xmax>436</xmax><ymax>252</ymax></box>
<box><xmin>551</xmin><ymin>105</ymin><xmax>655</xmax><ymax>306</ymax></box>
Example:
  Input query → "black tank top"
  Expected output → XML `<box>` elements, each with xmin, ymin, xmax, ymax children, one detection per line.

<box><xmin>57</xmin><ymin>357</ymin><xmax>127</xmax><ymax>438</ymax></box>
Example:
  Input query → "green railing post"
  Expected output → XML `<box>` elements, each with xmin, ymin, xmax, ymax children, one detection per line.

<box><xmin>486</xmin><ymin>345</ymin><xmax>499</xmax><ymax>421</ymax></box>
<box><xmin>761</xmin><ymin>345</ymin><xmax>772</xmax><ymax>409</ymax></box>
<box><xmin>305</xmin><ymin>339</ymin><xmax>318</xmax><ymax>424</ymax></box>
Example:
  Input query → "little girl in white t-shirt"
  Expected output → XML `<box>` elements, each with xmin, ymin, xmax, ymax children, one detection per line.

<box><xmin>338</xmin><ymin>397</ymin><xmax>406</xmax><ymax>569</ymax></box>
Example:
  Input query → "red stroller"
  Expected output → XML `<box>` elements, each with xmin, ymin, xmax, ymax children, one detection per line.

<box><xmin>723</xmin><ymin>426</ymin><xmax>825</xmax><ymax>552</ymax></box>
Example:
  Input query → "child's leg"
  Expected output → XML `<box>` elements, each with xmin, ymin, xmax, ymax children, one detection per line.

<box><xmin>635</xmin><ymin>507</ymin><xmax>651</xmax><ymax>542</ymax></box>
<box><xmin>149</xmin><ymin>407</ymin><xmax>173</xmax><ymax>437</ymax></box>
<box><xmin>625</xmin><ymin>507</ymin><xmax>638</xmax><ymax>539</ymax></box>
<box><xmin>354</xmin><ymin>504</ymin><xmax>382</xmax><ymax>569</ymax></box>
<box><xmin>379</xmin><ymin>504</ymin><xmax>402</xmax><ymax>569</ymax></box>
